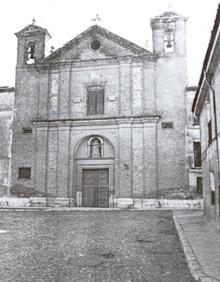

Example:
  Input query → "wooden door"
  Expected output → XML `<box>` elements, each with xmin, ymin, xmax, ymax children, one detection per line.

<box><xmin>82</xmin><ymin>169</ymin><xmax>109</xmax><ymax>207</ymax></box>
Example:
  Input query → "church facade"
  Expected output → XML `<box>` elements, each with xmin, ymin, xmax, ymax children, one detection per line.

<box><xmin>11</xmin><ymin>11</ymin><xmax>188</xmax><ymax>207</ymax></box>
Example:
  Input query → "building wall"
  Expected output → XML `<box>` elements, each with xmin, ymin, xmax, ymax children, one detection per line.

<box><xmin>33</xmin><ymin>118</ymin><xmax>159</xmax><ymax>203</ymax></box>
<box><xmin>0</xmin><ymin>88</ymin><xmax>14</xmax><ymax>196</ymax></box>
<box><xmin>36</xmin><ymin>61</ymin><xmax>156</xmax><ymax>120</ymax></box>
<box><xmin>11</xmin><ymin>12</ymin><xmax>189</xmax><ymax>204</ymax></box>
<box><xmin>12</xmin><ymin>54</ymin><xmax>188</xmax><ymax>201</ymax></box>
<box><xmin>156</xmin><ymin>56</ymin><xmax>187</xmax><ymax>194</ymax></box>
<box><xmin>199</xmin><ymin>62</ymin><xmax>220</xmax><ymax>223</ymax></box>
<box><xmin>12</xmin><ymin>56</ymin><xmax>162</xmax><ymax>200</ymax></box>
<box><xmin>11</xmin><ymin>69</ymin><xmax>38</xmax><ymax>189</ymax></box>
<box><xmin>199</xmin><ymin>103</ymin><xmax>217</xmax><ymax>220</ymax></box>
<box><xmin>186</xmin><ymin>88</ymin><xmax>202</xmax><ymax>195</ymax></box>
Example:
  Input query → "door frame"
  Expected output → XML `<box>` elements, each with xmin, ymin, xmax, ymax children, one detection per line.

<box><xmin>76</xmin><ymin>163</ymin><xmax>114</xmax><ymax>208</ymax></box>
<box><xmin>82</xmin><ymin>168</ymin><xmax>109</xmax><ymax>208</ymax></box>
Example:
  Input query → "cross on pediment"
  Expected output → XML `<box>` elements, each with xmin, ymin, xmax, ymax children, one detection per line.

<box><xmin>91</xmin><ymin>14</ymin><xmax>101</xmax><ymax>24</ymax></box>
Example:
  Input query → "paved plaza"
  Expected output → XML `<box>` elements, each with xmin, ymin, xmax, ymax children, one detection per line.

<box><xmin>0</xmin><ymin>210</ymin><xmax>195</xmax><ymax>282</ymax></box>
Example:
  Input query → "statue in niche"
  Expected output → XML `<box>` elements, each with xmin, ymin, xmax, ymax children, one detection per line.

<box><xmin>90</xmin><ymin>137</ymin><xmax>102</xmax><ymax>158</ymax></box>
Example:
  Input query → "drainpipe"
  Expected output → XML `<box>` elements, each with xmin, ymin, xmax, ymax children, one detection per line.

<box><xmin>204</xmin><ymin>71</ymin><xmax>220</xmax><ymax>228</ymax></box>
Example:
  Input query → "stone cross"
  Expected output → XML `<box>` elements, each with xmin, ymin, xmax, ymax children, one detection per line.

<box><xmin>91</xmin><ymin>14</ymin><xmax>101</xmax><ymax>24</ymax></box>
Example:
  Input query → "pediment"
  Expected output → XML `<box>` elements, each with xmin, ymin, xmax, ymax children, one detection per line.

<box><xmin>43</xmin><ymin>25</ymin><xmax>150</xmax><ymax>63</ymax></box>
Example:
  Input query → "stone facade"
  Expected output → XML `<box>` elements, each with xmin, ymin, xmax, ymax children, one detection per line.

<box><xmin>192</xmin><ymin>4</ymin><xmax>220</xmax><ymax>227</ymax></box>
<box><xmin>0</xmin><ymin>87</ymin><xmax>14</xmax><ymax>196</ymax></box>
<box><xmin>11</xmin><ymin>11</ymin><xmax>189</xmax><ymax>207</ymax></box>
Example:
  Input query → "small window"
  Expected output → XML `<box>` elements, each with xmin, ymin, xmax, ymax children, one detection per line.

<box><xmin>193</xmin><ymin>141</ymin><xmax>201</xmax><ymax>167</ymax></box>
<box><xmin>90</xmin><ymin>39</ymin><xmax>101</xmax><ymax>50</ymax></box>
<box><xmin>88</xmin><ymin>137</ymin><xmax>103</xmax><ymax>158</ymax></box>
<box><xmin>210</xmin><ymin>171</ymin><xmax>215</xmax><ymax>205</ymax></box>
<box><xmin>22</xmin><ymin>127</ymin><xmax>32</xmax><ymax>134</ymax></box>
<box><xmin>196</xmin><ymin>177</ymin><xmax>203</xmax><ymax>194</ymax></box>
<box><xmin>211</xmin><ymin>191</ymin><xmax>216</xmax><ymax>205</ymax></box>
<box><xmin>18</xmin><ymin>167</ymin><xmax>31</xmax><ymax>179</ymax></box>
<box><xmin>208</xmin><ymin>120</ymin><xmax>212</xmax><ymax>145</ymax></box>
<box><xmin>162</xmin><ymin>122</ymin><xmax>173</xmax><ymax>129</ymax></box>
<box><xmin>86</xmin><ymin>88</ymin><xmax>104</xmax><ymax>115</ymax></box>
<box><xmin>193</xmin><ymin>116</ymin><xmax>199</xmax><ymax>125</ymax></box>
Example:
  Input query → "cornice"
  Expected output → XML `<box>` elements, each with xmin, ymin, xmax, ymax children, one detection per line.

<box><xmin>32</xmin><ymin>115</ymin><xmax>161</xmax><ymax>128</ymax></box>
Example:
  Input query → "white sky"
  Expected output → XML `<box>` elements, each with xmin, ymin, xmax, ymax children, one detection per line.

<box><xmin>0</xmin><ymin>0</ymin><xmax>219</xmax><ymax>86</ymax></box>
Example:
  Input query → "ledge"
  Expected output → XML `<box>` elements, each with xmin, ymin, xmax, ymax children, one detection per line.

<box><xmin>32</xmin><ymin>115</ymin><xmax>161</xmax><ymax>127</ymax></box>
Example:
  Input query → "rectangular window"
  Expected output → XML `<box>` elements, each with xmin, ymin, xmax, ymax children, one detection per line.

<box><xmin>162</xmin><ymin>122</ymin><xmax>173</xmax><ymax>129</ymax></box>
<box><xmin>196</xmin><ymin>177</ymin><xmax>203</xmax><ymax>194</ymax></box>
<box><xmin>208</xmin><ymin>120</ymin><xmax>212</xmax><ymax>145</ymax></box>
<box><xmin>193</xmin><ymin>141</ymin><xmax>201</xmax><ymax>167</ymax></box>
<box><xmin>211</xmin><ymin>191</ymin><xmax>216</xmax><ymax>205</ymax></box>
<box><xmin>18</xmin><ymin>167</ymin><xmax>31</xmax><ymax>179</ymax></box>
<box><xmin>22</xmin><ymin>127</ymin><xmax>32</xmax><ymax>134</ymax></box>
<box><xmin>193</xmin><ymin>116</ymin><xmax>199</xmax><ymax>125</ymax></box>
<box><xmin>210</xmin><ymin>171</ymin><xmax>215</xmax><ymax>205</ymax></box>
<box><xmin>86</xmin><ymin>88</ymin><xmax>104</xmax><ymax>115</ymax></box>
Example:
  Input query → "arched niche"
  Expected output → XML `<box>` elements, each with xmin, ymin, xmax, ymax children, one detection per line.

<box><xmin>74</xmin><ymin>135</ymin><xmax>114</xmax><ymax>160</ymax></box>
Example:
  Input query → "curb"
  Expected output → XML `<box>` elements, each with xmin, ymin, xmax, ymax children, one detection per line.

<box><xmin>173</xmin><ymin>215</ymin><xmax>220</xmax><ymax>282</ymax></box>
<box><xmin>0</xmin><ymin>207</ymin><xmax>49</xmax><ymax>212</ymax></box>
<box><xmin>0</xmin><ymin>207</ymin><xmax>204</xmax><ymax>212</ymax></box>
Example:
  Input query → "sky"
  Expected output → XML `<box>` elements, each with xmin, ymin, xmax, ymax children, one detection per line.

<box><xmin>0</xmin><ymin>0</ymin><xmax>219</xmax><ymax>86</ymax></box>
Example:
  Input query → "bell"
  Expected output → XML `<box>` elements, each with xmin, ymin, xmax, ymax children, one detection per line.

<box><xmin>165</xmin><ymin>28</ymin><xmax>173</xmax><ymax>49</ymax></box>
<box><xmin>30</xmin><ymin>46</ymin><xmax>35</xmax><ymax>59</ymax></box>
<box><xmin>166</xmin><ymin>40</ymin><xmax>173</xmax><ymax>48</ymax></box>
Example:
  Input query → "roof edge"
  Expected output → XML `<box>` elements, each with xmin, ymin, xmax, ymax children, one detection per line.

<box><xmin>192</xmin><ymin>3</ymin><xmax>220</xmax><ymax>113</ymax></box>
<box><xmin>15</xmin><ymin>24</ymin><xmax>51</xmax><ymax>38</ymax></box>
<box><xmin>42</xmin><ymin>24</ymin><xmax>151</xmax><ymax>63</ymax></box>
<box><xmin>0</xmin><ymin>86</ymin><xmax>15</xmax><ymax>93</ymax></box>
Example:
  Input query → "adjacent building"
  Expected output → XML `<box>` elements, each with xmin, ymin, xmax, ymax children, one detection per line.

<box><xmin>186</xmin><ymin>86</ymin><xmax>202</xmax><ymax>197</ymax></box>
<box><xmin>0</xmin><ymin>86</ymin><xmax>14</xmax><ymax>196</ymax></box>
<box><xmin>11</xmin><ymin>10</ymin><xmax>189</xmax><ymax>207</ymax></box>
<box><xmin>192</xmin><ymin>4</ymin><xmax>220</xmax><ymax>227</ymax></box>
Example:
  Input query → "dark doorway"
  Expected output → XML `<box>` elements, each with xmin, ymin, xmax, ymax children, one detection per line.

<box><xmin>82</xmin><ymin>169</ymin><xmax>109</xmax><ymax>207</ymax></box>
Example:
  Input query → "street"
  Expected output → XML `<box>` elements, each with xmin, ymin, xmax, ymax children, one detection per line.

<box><xmin>0</xmin><ymin>210</ymin><xmax>195</xmax><ymax>282</ymax></box>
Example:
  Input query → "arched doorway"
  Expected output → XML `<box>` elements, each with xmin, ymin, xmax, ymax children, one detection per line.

<box><xmin>74</xmin><ymin>135</ymin><xmax>115</xmax><ymax>207</ymax></box>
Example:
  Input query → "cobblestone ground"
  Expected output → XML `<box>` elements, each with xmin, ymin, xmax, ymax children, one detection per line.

<box><xmin>0</xmin><ymin>210</ymin><xmax>195</xmax><ymax>282</ymax></box>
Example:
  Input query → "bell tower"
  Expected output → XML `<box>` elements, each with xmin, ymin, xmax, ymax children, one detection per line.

<box><xmin>150</xmin><ymin>10</ymin><xmax>188</xmax><ymax>193</ymax></box>
<box><xmin>15</xmin><ymin>19</ymin><xmax>51</xmax><ymax>67</ymax></box>
<box><xmin>150</xmin><ymin>11</ymin><xmax>187</xmax><ymax>56</ymax></box>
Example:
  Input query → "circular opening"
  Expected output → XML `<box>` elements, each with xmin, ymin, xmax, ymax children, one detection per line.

<box><xmin>90</xmin><ymin>39</ymin><xmax>101</xmax><ymax>50</ymax></box>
